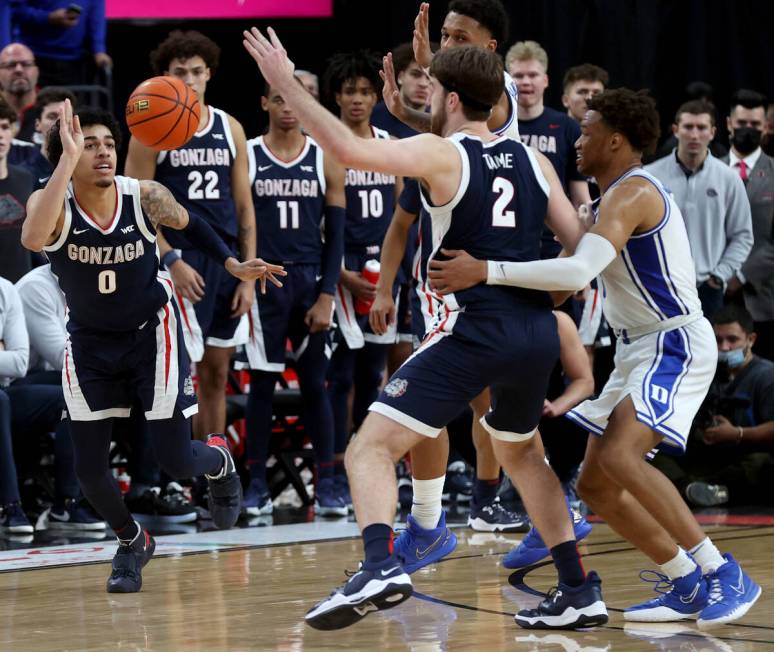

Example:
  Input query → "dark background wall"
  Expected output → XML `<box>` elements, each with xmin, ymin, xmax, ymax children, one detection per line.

<box><xmin>106</xmin><ymin>0</ymin><xmax>774</xmax><ymax>152</ymax></box>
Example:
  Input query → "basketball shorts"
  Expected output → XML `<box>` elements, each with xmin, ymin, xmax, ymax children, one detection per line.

<box><xmin>370</xmin><ymin>305</ymin><xmax>559</xmax><ymax>441</ymax></box>
<box><xmin>238</xmin><ymin>264</ymin><xmax>331</xmax><ymax>372</ymax></box>
<box><xmin>566</xmin><ymin>316</ymin><xmax>717</xmax><ymax>455</ymax></box>
<box><xmin>173</xmin><ymin>247</ymin><xmax>248</xmax><ymax>362</ymax></box>
<box><xmin>63</xmin><ymin>300</ymin><xmax>197</xmax><ymax>422</ymax></box>
<box><xmin>396</xmin><ymin>283</ymin><xmax>413</xmax><ymax>344</ymax></box>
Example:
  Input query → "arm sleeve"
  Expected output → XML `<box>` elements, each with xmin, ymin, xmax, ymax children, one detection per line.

<box><xmin>320</xmin><ymin>205</ymin><xmax>345</xmax><ymax>295</ymax></box>
<box><xmin>10</xmin><ymin>0</ymin><xmax>51</xmax><ymax>26</ymax></box>
<box><xmin>398</xmin><ymin>178</ymin><xmax>422</xmax><ymax>215</ymax></box>
<box><xmin>181</xmin><ymin>212</ymin><xmax>234</xmax><ymax>266</ymax></box>
<box><xmin>21</xmin><ymin>282</ymin><xmax>66</xmax><ymax>370</ymax></box>
<box><xmin>0</xmin><ymin>284</ymin><xmax>29</xmax><ymax>379</ymax></box>
<box><xmin>715</xmin><ymin>176</ymin><xmax>754</xmax><ymax>281</ymax></box>
<box><xmin>486</xmin><ymin>232</ymin><xmax>617</xmax><ymax>292</ymax></box>
<box><xmin>88</xmin><ymin>0</ymin><xmax>107</xmax><ymax>54</ymax></box>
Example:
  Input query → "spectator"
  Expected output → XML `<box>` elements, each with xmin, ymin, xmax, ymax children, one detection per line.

<box><xmin>655</xmin><ymin>306</ymin><xmax>774</xmax><ymax>507</ymax></box>
<box><xmin>723</xmin><ymin>89</ymin><xmax>774</xmax><ymax>360</ymax></box>
<box><xmin>561</xmin><ymin>63</ymin><xmax>608</xmax><ymax>123</ymax></box>
<box><xmin>370</xmin><ymin>42</ymin><xmax>432</xmax><ymax>139</ymax></box>
<box><xmin>646</xmin><ymin>99</ymin><xmax>753</xmax><ymax>319</ymax></box>
<box><xmin>12</xmin><ymin>0</ymin><xmax>111</xmax><ymax>87</ymax></box>
<box><xmin>14</xmin><ymin>264</ymin><xmax>105</xmax><ymax>530</ymax></box>
<box><xmin>295</xmin><ymin>69</ymin><xmax>319</xmax><ymax>100</ymax></box>
<box><xmin>0</xmin><ymin>43</ymin><xmax>38</xmax><ymax>141</ymax></box>
<box><xmin>0</xmin><ymin>97</ymin><xmax>34</xmax><ymax>282</ymax></box>
<box><xmin>506</xmin><ymin>40</ymin><xmax>590</xmax><ymax>258</ymax></box>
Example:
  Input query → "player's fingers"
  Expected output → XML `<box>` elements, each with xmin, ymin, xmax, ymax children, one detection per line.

<box><xmin>267</xmin><ymin>26</ymin><xmax>284</xmax><ymax>52</ymax></box>
<box><xmin>267</xmin><ymin>272</ymin><xmax>284</xmax><ymax>288</ymax></box>
<box><xmin>439</xmin><ymin>248</ymin><xmax>463</xmax><ymax>257</ymax></box>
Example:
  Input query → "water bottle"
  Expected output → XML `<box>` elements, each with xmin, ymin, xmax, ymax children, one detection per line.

<box><xmin>355</xmin><ymin>259</ymin><xmax>380</xmax><ymax>315</ymax></box>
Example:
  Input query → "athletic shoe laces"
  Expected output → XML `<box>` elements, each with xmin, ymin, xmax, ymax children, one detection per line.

<box><xmin>707</xmin><ymin>577</ymin><xmax>724</xmax><ymax>606</ymax></box>
<box><xmin>638</xmin><ymin>569</ymin><xmax>677</xmax><ymax>595</ymax></box>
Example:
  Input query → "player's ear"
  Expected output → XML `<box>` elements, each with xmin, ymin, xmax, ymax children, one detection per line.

<box><xmin>335</xmin><ymin>92</ymin><xmax>342</xmax><ymax>109</ymax></box>
<box><xmin>486</xmin><ymin>39</ymin><xmax>497</xmax><ymax>52</ymax></box>
<box><xmin>204</xmin><ymin>67</ymin><xmax>211</xmax><ymax>83</ymax></box>
<box><xmin>672</xmin><ymin>123</ymin><xmax>678</xmax><ymax>137</ymax></box>
<box><xmin>261</xmin><ymin>96</ymin><xmax>269</xmax><ymax>112</ymax></box>
<box><xmin>561</xmin><ymin>94</ymin><xmax>570</xmax><ymax>110</ymax></box>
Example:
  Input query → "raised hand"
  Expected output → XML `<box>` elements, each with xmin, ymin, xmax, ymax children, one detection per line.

<box><xmin>242</xmin><ymin>27</ymin><xmax>295</xmax><ymax>91</ymax></box>
<box><xmin>59</xmin><ymin>99</ymin><xmax>84</xmax><ymax>162</ymax></box>
<box><xmin>379</xmin><ymin>52</ymin><xmax>404</xmax><ymax>120</ymax></box>
<box><xmin>413</xmin><ymin>2</ymin><xmax>432</xmax><ymax>69</ymax></box>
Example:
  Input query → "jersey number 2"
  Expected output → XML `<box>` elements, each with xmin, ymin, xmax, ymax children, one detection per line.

<box><xmin>491</xmin><ymin>177</ymin><xmax>516</xmax><ymax>227</ymax></box>
<box><xmin>188</xmin><ymin>171</ymin><xmax>220</xmax><ymax>200</ymax></box>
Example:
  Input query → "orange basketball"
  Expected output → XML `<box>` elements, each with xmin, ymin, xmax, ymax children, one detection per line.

<box><xmin>125</xmin><ymin>76</ymin><xmax>201</xmax><ymax>151</ymax></box>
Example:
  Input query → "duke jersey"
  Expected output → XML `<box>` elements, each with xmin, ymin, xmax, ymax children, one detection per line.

<box><xmin>420</xmin><ymin>134</ymin><xmax>550</xmax><ymax>313</ymax></box>
<box><xmin>494</xmin><ymin>72</ymin><xmax>520</xmax><ymax>140</ymax></box>
<box><xmin>247</xmin><ymin>135</ymin><xmax>326</xmax><ymax>263</ymax></box>
<box><xmin>44</xmin><ymin>176</ymin><xmax>172</xmax><ymax>332</ymax></box>
<box><xmin>155</xmin><ymin>106</ymin><xmax>238</xmax><ymax>249</ymax></box>
<box><xmin>594</xmin><ymin>168</ymin><xmax>701</xmax><ymax>331</ymax></box>
<box><xmin>344</xmin><ymin>126</ymin><xmax>396</xmax><ymax>247</ymax></box>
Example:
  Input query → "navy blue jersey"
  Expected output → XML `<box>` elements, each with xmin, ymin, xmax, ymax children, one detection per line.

<box><xmin>370</xmin><ymin>102</ymin><xmax>420</xmax><ymax>139</ymax></box>
<box><xmin>420</xmin><ymin>134</ymin><xmax>551</xmax><ymax>312</ymax></box>
<box><xmin>154</xmin><ymin>106</ymin><xmax>238</xmax><ymax>249</ymax></box>
<box><xmin>344</xmin><ymin>126</ymin><xmax>397</xmax><ymax>249</ymax></box>
<box><xmin>45</xmin><ymin>176</ymin><xmax>173</xmax><ymax>332</ymax></box>
<box><xmin>247</xmin><ymin>135</ymin><xmax>326</xmax><ymax>264</ymax></box>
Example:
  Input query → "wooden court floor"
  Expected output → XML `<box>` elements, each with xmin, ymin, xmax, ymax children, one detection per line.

<box><xmin>1</xmin><ymin>522</ymin><xmax>772</xmax><ymax>651</ymax></box>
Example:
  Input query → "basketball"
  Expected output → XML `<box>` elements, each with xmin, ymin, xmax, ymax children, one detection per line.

<box><xmin>125</xmin><ymin>76</ymin><xmax>200</xmax><ymax>151</ymax></box>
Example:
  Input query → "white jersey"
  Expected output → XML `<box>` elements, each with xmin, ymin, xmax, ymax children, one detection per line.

<box><xmin>493</xmin><ymin>72</ymin><xmax>519</xmax><ymax>140</ymax></box>
<box><xmin>596</xmin><ymin>168</ymin><xmax>701</xmax><ymax>332</ymax></box>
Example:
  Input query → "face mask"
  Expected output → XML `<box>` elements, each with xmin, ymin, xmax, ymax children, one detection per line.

<box><xmin>731</xmin><ymin>127</ymin><xmax>762</xmax><ymax>156</ymax></box>
<box><xmin>718</xmin><ymin>346</ymin><xmax>746</xmax><ymax>368</ymax></box>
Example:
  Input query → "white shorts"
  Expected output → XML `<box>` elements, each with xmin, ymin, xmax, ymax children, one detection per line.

<box><xmin>566</xmin><ymin>317</ymin><xmax>717</xmax><ymax>454</ymax></box>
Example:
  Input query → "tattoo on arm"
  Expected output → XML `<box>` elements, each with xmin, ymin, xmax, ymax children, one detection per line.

<box><xmin>140</xmin><ymin>180</ymin><xmax>188</xmax><ymax>230</ymax></box>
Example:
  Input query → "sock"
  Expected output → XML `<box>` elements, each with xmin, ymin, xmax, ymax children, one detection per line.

<box><xmin>472</xmin><ymin>477</ymin><xmax>499</xmax><ymax>506</ymax></box>
<box><xmin>660</xmin><ymin>547</ymin><xmax>699</xmax><ymax>590</ymax></box>
<box><xmin>318</xmin><ymin>461</ymin><xmax>334</xmax><ymax>480</ymax></box>
<box><xmin>411</xmin><ymin>476</ymin><xmax>445</xmax><ymax>530</ymax></box>
<box><xmin>362</xmin><ymin>523</ymin><xmax>394</xmax><ymax>566</ymax></box>
<box><xmin>116</xmin><ymin>519</ymin><xmax>141</xmax><ymax>546</ymax></box>
<box><xmin>689</xmin><ymin>537</ymin><xmax>726</xmax><ymax>575</ymax></box>
<box><xmin>550</xmin><ymin>540</ymin><xmax>586</xmax><ymax>587</ymax></box>
<box><xmin>334</xmin><ymin>460</ymin><xmax>346</xmax><ymax>477</ymax></box>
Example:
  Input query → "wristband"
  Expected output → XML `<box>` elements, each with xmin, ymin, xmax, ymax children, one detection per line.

<box><xmin>160</xmin><ymin>250</ymin><xmax>180</xmax><ymax>269</ymax></box>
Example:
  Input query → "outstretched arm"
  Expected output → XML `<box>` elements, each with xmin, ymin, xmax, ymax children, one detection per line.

<box><xmin>139</xmin><ymin>180</ymin><xmax>285</xmax><ymax>289</ymax></box>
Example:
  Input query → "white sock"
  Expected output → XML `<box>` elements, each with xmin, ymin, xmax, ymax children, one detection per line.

<box><xmin>411</xmin><ymin>476</ymin><xmax>445</xmax><ymax>530</ymax></box>
<box><xmin>660</xmin><ymin>547</ymin><xmax>698</xmax><ymax>580</ymax></box>
<box><xmin>689</xmin><ymin>537</ymin><xmax>726</xmax><ymax>575</ymax></box>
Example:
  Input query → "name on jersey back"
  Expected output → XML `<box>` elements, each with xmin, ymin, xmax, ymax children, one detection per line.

<box><xmin>483</xmin><ymin>152</ymin><xmax>514</xmax><ymax>170</ymax></box>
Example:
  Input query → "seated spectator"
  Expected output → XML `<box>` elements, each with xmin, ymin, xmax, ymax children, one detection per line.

<box><xmin>0</xmin><ymin>43</ymin><xmax>38</xmax><ymax>141</ymax></box>
<box><xmin>646</xmin><ymin>99</ymin><xmax>753</xmax><ymax>319</ymax></box>
<box><xmin>12</xmin><ymin>0</ymin><xmax>111</xmax><ymax>87</ymax></box>
<box><xmin>0</xmin><ymin>97</ymin><xmax>34</xmax><ymax>282</ymax></box>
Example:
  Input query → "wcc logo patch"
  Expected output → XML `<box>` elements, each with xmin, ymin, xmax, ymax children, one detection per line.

<box><xmin>384</xmin><ymin>378</ymin><xmax>408</xmax><ymax>398</ymax></box>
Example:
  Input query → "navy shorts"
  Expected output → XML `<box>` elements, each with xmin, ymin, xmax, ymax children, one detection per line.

<box><xmin>240</xmin><ymin>264</ymin><xmax>330</xmax><ymax>372</ymax></box>
<box><xmin>370</xmin><ymin>305</ymin><xmax>559</xmax><ymax>441</ymax></box>
<box><xmin>173</xmin><ymin>247</ymin><xmax>246</xmax><ymax>362</ymax></box>
<box><xmin>63</xmin><ymin>301</ymin><xmax>197</xmax><ymax>422</ymax></box>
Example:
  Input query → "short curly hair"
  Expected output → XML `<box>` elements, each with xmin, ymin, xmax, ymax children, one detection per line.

<box><xmin>48</xmin><ymin>108</ymin><xmax>122</xmax><ymax>168</ymax></box>
<box><xmin>585</xmin><ymin>88</ymin><xmax>660</xmax><ymax>155</ymax></box>
<box><xmin>448</xmin><ymin>0</ymin><xmax>509</xmax><ymax>47</ymax></box>
<box><xmin>322</xmin><ymin>50</ymin><xmax>383</xmax><ymax>105</ymax></box>
<box><xmin>150</xmin><ymin>30</ymin><xmax>220</xmax><ymax>75</ymax></box>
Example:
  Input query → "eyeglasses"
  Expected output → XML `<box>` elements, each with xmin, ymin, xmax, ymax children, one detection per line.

<box><xmin>0</xmin><ymin>61</ymin><xmax>36</xmax><ymax>71</ymax></box>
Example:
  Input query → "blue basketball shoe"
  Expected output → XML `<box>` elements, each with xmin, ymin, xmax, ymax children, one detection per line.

<box><xmin>624</xmin><ymin>565</ymin><xmax>707</xmax><ymax>622</ymax></box>
<box><xmin>697</xmin><ymin>554</ymin><xmax>762</xmax><ymax>629</ymax></box>
<box><xmin>106</xmin><ymin>527</ymin><xmax>156</xmax><ymax>593</ymax></box>
<box><xmin>242</xmin><ymin>478</ymin><xmax>273</xmax><ymax>516</ymax></box>
<box><xmin>305</xmin><ymin>558</ymin><xmax>412</xmax><ymax>630</ymax></box>
<box><xmin>394</xmin><ymin>512</ymin><xmax>457</xmax><ymax>574</ymax></box>
<box><xmin>502</xmin><ymin>507</ymin><xmax>592</xmax><ymax>569</ymax></box>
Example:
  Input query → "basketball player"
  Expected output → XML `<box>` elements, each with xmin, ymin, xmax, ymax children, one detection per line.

<box><xmin>238</xmin><ymin>79</ymin><xmax>347</xmax><ymax>516</ymax></box>
<box><xmin>245</xmin><ymin>29</ymin><xmax>607</xmax><ymax>631</ymax></box>
<box><xmin>23</xmin><ymin>102</ymin><xmax>283</xmax><ymax>592</ymax></box>
<box><xmin>124</xmin><ymin>31</ymin><xmax>256</xmax><ymax>442</ymax></box>
<box><xmin>428</xmin><ymin>89</ymin><xmax>761</xmax><ymax>628</ymax></box>
<box><xmin>322</xmin><ymin>51</ymin><xmax>403</xmax><ymax>508</ymax></box>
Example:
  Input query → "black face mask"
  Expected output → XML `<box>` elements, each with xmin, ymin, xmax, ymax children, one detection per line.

<box><xmin>731</xmin><ymin>127</ymin><xmax>762</xmax><ymax>156</ymax></box>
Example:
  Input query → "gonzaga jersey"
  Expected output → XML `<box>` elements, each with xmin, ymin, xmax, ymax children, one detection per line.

<box><xmin>155</xmin><ymin>106</ymin><xmax>238</xmax><ymax>249</ymax></box>
<box><xmin>595</xmin><ymin>168</ymin><xmax>702</xmax><ymax>331</ymax></box>
<box><xmin>248</xmin><ymin>135</ymin><xmax>326</xmax><ymax>263</ymax></box>
<box><xmin>420</xmin><ymin>134</ymin><xmax>549</xmax><ymax>312</ymax></box>
<box><xmin>44</xmin><ymin>176</ymin><xmax>172</xmax><ymax>332</ymax></box>
<box><xmin>344</xmin><ymin>126</ymin><xmax>396</xmax><ymax>247</ymax></box>
<box><xmin>494</xmin><ymin>72</ymin><xmax>520</xmax><ymax>140</ymax></box>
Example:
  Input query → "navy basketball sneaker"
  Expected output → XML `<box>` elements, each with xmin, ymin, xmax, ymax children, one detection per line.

<box><xmin>106</xmin><ymin>527</ymin><xmax>156</xmax><ymax>593</ymax></box>
<box><xmin>625</xmin><ymin>565</ymin><xmax>708</xmax><ymax>622</ymax></box>
<box><xmin>205</xmin><ymin>434</ymin><xmax>242</xmax><ymax>529</ymax></box>
<box><xmin>467</xmin><ymin>496</ymin><xmax>529</xmax><ymax>533</ymax></box>
<box><xmin>393</xmin><ymin>512</ymin><xmax>457</xmax><ymax>574</ymax></box>
<box><xmin>697</xmin><ymin>554</ymin><xmax>761</xmax><ymax>629</ymax></box>
<box><xmin>514</xmin><ymin>570</ymin><xmax>609</xmax><ymax>629</ymax></box>
<box><xmin>305</xmin><ymin>559</ymin><xmax>413</xmax><ymax>630</ymax></box>
<box><xmin>242</xmin><ymin>478</ymin><xmax>273</xmax><ymax>516</ymax></box>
